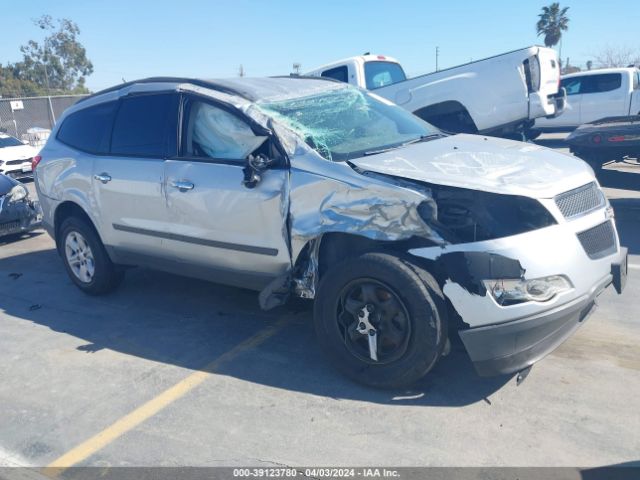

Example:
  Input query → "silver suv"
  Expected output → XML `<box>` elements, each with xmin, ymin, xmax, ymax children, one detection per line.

<box><xmin>35</xmin><ymin>77</ymin><xmax>627</xmax><ymax>387</ymax></box>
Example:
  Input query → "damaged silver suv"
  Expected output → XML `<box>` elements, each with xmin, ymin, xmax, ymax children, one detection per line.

<box><xmin>35</xmin><ymin>77</ymin><xmax>627</xmax><ymax>387</ymax></box>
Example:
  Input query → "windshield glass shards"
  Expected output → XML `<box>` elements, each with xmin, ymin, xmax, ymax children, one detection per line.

<box><xmin>258</xmin><ymin>87</ymin><xmax>441</xmax><ymax>161</ymax></box>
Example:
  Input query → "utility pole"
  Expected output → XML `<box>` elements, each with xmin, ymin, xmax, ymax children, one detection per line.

<box><xmin>435</xmin><ymin>46</ymin><xmax>439</xmax><ymax>72</ymax></box>
<box><xmin>238</xmin><ymin>64</ymin><xmax>245</xmax><ymax>77</ymax></box>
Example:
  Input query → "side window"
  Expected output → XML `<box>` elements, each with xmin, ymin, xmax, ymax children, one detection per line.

<box><xmin>581</xmin><ymin>74</ymin><xmax>622</xmax><ymax>94</ymax></box>
<box><xmin>110</xmin><ymin>94</ymin><xmax>177</xmax><ymax>157</ymax></box>
<box><xmin>634</xmin><ymin>72</ymin><xmax>639</xmax><ymax>90</ymax></box>
<box><xmin>57</xmin><ymin>101</ymin><xmax>117</xmax><ymax>154</ymax></box>
<box><xmin>561</xmin><ymin>77</ymin><xmax>582</xmax><ymax>95</ymax></box>
<box><xmin>321</xmin><ymin>66</ymin><xmax>349</xmax><ymax>83</ymax></box>
<box><xmin>183</xmin><ymin>99</ymin><xmax>267</xmax><ymax>162</ymax></box>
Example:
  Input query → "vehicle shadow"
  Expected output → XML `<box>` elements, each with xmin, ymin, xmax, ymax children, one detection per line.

<box><xmin>611</xmin><ymin>198</ymin><xmax>640</xmax><ymax>255</ymax></box>
<box><xmin>0</xmin><ymin>247</ymin><xmax>510</xmax><ymax>408</ymax></box>
<box><xmin>596</xmin><ymin>165</ymin><xmax>640</xmax><ymax>192</ymax></box>
<box><xmin>534</xmin><ymin>137</ymin><xmax>567</xmax><ymax>149</ymax></box>
<box><xmin>0</xmin><ymin>230</ymin><xmax>44</xmax><ymax>246</ymax></box>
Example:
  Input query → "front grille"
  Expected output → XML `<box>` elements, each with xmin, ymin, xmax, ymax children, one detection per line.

<box><xmin>6</xmin><ymin>159</ymin><xmax>30</xmax><ymax>166</ymax></box>
<box><xmin>577</xmin><ymin>220</ymin><xmax>617</xmax><ymax>259</ymax></box>
<box><xmin>0</xmin><ymin>220</ymin><xmax>21</xmax><ymax>232</ymax></box>
<box><xmin>555</xmin><ymin>182</ymin><xmax>604</xmax><ymax>219</ymax></box>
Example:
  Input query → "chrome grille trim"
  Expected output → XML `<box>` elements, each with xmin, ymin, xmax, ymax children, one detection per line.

<box><xmin>5</xmin><ymin>159</ymin><xmax>31</xmax><ymax>165</ymax></box>
<box><xmin>577</xmin><ymin>220</ymin><xmax>617</xmax><ymax>260</ymax></box>
<box><xmin>555</xmin><ymin>182</ymin><xmax>604</xmax><ymax>219</ymax></box>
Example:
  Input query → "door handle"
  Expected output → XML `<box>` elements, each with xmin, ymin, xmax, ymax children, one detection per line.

<box><xmin>171</xmin><ymin>180</ymin><xmax>195</xmax><ymax>192</ymax></box>
<box><xmin>94</xmin><ymin>173</ymin><xmax>112</xmax><ymax>184</ymax></box>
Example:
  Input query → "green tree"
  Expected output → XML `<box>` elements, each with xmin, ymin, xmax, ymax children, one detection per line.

<box><xmin>536</xmin><ymin>3</ymin><xmax>570</xmax><ymax>48</ymax></box>
<box><xmin>0</xmin><ymin>15</ymin><xmax>93</xmax><ymax>97</ymax></box>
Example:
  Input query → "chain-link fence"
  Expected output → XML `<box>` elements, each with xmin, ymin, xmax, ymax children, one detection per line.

<box><xmin>0</xmin><ymin>94</ymin><xmax>87</xmax><ymax>146</ymax></box>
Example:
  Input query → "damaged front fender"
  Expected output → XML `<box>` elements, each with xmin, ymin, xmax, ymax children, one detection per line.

<box><xmin>258</xmin><ymin>152</ymin><xmax>444</xmax><ymax>309</ymax></box>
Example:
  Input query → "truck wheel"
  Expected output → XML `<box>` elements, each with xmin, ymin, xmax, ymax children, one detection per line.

<box><xmin>314</xmin><ymin>252</ymin><xmax>447</xmax><ymax>388</ymax></box>
<box><xmin>58</xmin><ymin>216</ymin><xmax>124</xmax><ymax>295</ymax></box>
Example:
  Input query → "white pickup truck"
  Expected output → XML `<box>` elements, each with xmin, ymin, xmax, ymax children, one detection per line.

<box><xmin>533</xmin><ymin>67</ymin><xmax>640</xmax><ymax>133</ymax></box>
<box><xmin>306</xmin><ymin>46</ymin><xmax>565</xmax><ymax>139</ymax></box>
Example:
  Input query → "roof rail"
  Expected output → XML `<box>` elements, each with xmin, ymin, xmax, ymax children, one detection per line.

<box><xmin>270</xmin><ymin>74</ymin><xmax>344</xmax><ymax>84</ymax></box>
<box><xmin>77</xmin><ymin>77</ymin><xmax>252</xmax><ymax>104</ymax></box>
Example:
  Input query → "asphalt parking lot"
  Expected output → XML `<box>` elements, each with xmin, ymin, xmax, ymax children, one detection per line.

<box><xmin>1</xmin><ymin>134</ymin><xmax>639</xmax><ymax>470</ymax></box>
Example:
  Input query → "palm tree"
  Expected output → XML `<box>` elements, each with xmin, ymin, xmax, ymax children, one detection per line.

<box><xmin>536</xmin><ymin>3</ymin><xmax>570</xmax><ymax>48</ymax></box>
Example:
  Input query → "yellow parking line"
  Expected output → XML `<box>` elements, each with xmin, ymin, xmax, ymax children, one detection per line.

<box><xmin>44</xmin><ymin>318</ymin><xmax>288</xmax><ymax>476</ymax></box>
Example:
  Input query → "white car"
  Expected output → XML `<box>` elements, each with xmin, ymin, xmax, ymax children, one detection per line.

<box><xmin>534</xmin><ymin>67</ymin><xmax>640</xmax><ymax>132</ymax></box>
<box><xmin>0</xmin><ymin>133</ymin><xmax>39</xmax><ymax>179</ymax></box>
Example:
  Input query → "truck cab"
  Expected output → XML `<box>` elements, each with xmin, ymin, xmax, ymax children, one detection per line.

<box><xmin>313</xmin><ymin>54</ymin><xmax>407</xmax><ymax>89</ymax></box>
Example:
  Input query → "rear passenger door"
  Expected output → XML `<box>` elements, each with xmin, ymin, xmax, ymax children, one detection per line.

<box><xmin>92</xmin><ymin>92</ymin><xmax>179</xmax><ymax>258</ymax></box>
<box><xmin>579</xmin><ymin>73</ymin><xmax>626</xmax><ymax>123</ymax></box>
<box><xmin>162</xmin><ymin>95</ymin><xmax>291</xmax><ymax>290</ymax></box>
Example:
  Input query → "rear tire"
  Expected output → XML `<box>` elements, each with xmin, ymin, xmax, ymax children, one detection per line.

<box><xmin>314</xmin><ymin>252</ymin><xmax>447</xmax><ymax>388</ymax></box>
<box><xmin>58</xmin><ymin>216</ymin><xmax>124</xmax><ymax>295</ymax></box>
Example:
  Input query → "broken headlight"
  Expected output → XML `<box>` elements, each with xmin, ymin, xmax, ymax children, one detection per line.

<box><xmin>7</xmin><ymin>184</ymin><xmax>28</xmax><ymax>203</ymax></box>
<box><xmin>427</xmin><ymin>186</ymin><xmax>557</xmax><ymax>244</ymax></box>
<box><xmin>483</xmin><ymin>275</ymin><xmax>573</xmax><ymax>305</ymax></box>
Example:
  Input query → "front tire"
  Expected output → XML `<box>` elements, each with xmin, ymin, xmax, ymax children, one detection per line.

<box><xmin>314</xmin><ymin>252</ymin><xmax>447</xmax><ymax>388</ymax></box>
<box><xmin>58</xmin><ymin>216</ymin><xmax>124</xmax><ymax>295</ymax></box>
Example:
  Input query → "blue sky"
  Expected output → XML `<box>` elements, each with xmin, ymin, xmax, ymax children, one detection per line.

<box><xmin>1</xmin><ymin>0</ymin><xmax>637</xmax><ymax>91</ymax></box>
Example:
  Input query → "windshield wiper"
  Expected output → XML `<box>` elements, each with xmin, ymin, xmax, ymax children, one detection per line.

<box><xmin>405</xmin><ymin>133</ymin><xmax>446</xmax><ymax>145</ymax></box>
<box><xmin>363</xmin><ymin>133</ymin><xmax>445</xmax><ymax>156</ymax></box>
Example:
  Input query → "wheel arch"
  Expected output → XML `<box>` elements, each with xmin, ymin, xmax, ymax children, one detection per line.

<box><xmin>413</xmin><ymin>101</ymin><xmax>478</xmax><ymax>134</ymax></box>
<box><xmin>53</xmin><ymin>201</ymin><xmax>101</xmax><ymax>252</ymax></box>
<box><xmin>294</xmin><ymin>232</ymin><xmax>444</xmax><ymax>285</ymax></box>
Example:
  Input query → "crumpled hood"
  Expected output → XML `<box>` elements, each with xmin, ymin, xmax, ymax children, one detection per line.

<box><xmin>0</xmin><ymin>144</ymin><xmax>37</xmax><ymax>161</ymax></box>
<box><xmin>350</xmin><ymin>134</ymin><xmax>596</xmax><ymax>198</ymax></box>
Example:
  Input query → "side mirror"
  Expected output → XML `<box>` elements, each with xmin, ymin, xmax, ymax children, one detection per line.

<box><xmin>242</xmin><ymin>154</ymin><xmax>275</xmax><ymax>189</ymax></box>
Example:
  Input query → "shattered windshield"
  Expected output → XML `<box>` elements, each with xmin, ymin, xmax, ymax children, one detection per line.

<box><xmin>258</xmin><ymin>87</ymin><xmax>440</xmax><ymax>161</ymax></box>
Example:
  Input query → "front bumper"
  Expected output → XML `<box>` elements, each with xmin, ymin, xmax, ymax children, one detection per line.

<box><xmin>459</xmin><ymin>247</ymin><xmax>627</xmax><ymax>376</ymax></box>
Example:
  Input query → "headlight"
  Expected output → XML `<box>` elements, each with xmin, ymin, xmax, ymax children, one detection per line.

<box><xmin>8</xmin><ymin>184</ymin><xmax>28</xmax><ymax>203</ymax></box>
<box><xmin>426</xmin><ymin>186</ymin><xmax>557</xmax><ymax>244</ymax></box>
<box><xmin>483</xmin><ymin>275</ymin><xmax>573</xmax><ymax>305</ymax></box>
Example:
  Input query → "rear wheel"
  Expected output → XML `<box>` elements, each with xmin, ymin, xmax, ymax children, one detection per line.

<box><xmin>58</xmin><ymin>216</ymin><xmax>124</xmax><ymax>295</ymax></box>
<box><xmin>314</xmin><ymin>252</ymin><xmax>447</xmax><ymax>388</ymax></box>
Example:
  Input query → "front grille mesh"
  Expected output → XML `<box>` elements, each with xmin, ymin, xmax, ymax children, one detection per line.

<box><xmin>0</xmin><ymin>220</ymin><xmax>21</xmax><ymax>232</ymax></box>
<box><xmin>555</xmin><ymin>182</ymin><xmax>604</xmax><ymax>219</ymax></box>
<box><xmin>577</xmin><ymin>221</ymin><xmax>617</xmax><ymax>259</ymax></box>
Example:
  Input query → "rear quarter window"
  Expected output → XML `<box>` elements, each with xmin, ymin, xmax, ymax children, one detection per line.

<box><xmin>56</xmin><ymin>101</ymin><xmax>118</xmax><ymax>154</ymax></box>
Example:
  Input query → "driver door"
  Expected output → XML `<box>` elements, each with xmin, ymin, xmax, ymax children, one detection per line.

<box><xmin>162</xmin><ymin>95</ymin><xmax>291</xmax><ymax>290</ymax></box>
